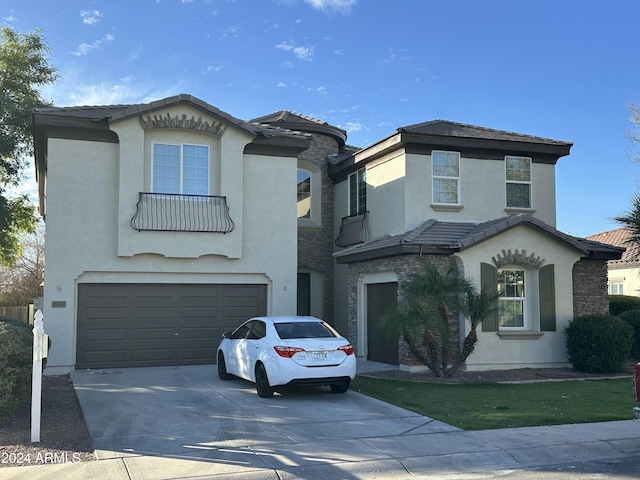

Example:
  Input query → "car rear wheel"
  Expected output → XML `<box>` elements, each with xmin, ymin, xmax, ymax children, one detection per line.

<box><xmin>255</xmin><ymin>363</ymin><xmax>274</xmax><ymax>398</ymax></box>
<box><xmin>330</xmin><ymin>381</ymin><xmax>350</xmax><ymax>394</ymax></box>
<box><xmin>217</xmin><ymin>352</ymin><xmax>233</xmax><ymax>380</ymax></box>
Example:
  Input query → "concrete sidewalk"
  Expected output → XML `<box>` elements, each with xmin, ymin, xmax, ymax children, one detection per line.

<box><xmin>3</xmin><ymin>363</ymin><xmax>640</xmax><ymax>479</ymax></box>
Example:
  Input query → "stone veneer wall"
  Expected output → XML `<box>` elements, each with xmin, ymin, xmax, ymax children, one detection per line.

<box><xmin>572</xmin><ymin>258</ymin><xmax>610</xmax><ymax>317</ymax></box>
<box><xmin>346</xmin><ymin>253</ymin><xmax>459</xmax><ymax>367</ymax></box>
<box><xmin>297</xmin><ymin>133</ymin><xmax>339</xmax><ymax>323</ymax></box>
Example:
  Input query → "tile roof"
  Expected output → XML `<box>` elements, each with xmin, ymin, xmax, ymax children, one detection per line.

<box><xmin>398</xmin><ymin>120</ymin><xmax>572</xmax><ymax>147</ymax></box>
<box><xmin>250</xmin><ymin>110</ymin><xmax>347</xmax><ymax>147</ymax></box>
<box><xmin>33</xmin><ymin>94</ymin><xmax>310</xmax><ymax>140</ymax></box>
<box><xmin>251</xmin><ymin>110</ymin><xmax>332</xmax><ymax>127</ymax></box>
<box><xmin>334</xmin><ymin>215</ymin><xmax>624</xmax><ymax>264</ymax></box>
<box><xmin>586</xmin><ymin>227</ymin><xmax>639</xmax><ymax>267</ymax></box>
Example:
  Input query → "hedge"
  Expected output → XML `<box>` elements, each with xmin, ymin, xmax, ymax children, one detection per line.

<box><xmin>0</xmin><ymin>317</ymin><xmax>33</xmax><ymax>426</ymax></box>
<box><xmin>618</xmin><ymin>310</ymin><xmax>640</xmax><ymax>360</ymax></box>
<box><xmin>609</xmin><ymin>295</ymin><xmax>640</xmax><ymax>316</ymax></box>
<box><xmin>565</xmin><ymin>314</ymin><xmax>633</xmax><ymax>373</ymax></box>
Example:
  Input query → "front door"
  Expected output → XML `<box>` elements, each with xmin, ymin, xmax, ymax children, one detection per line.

<box><xmin>367</xmin><ymin>282</ymin><xmax>398</xmax><ymax>365</ymax></box>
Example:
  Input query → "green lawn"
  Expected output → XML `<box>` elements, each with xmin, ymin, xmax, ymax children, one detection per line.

<box><xmin>351</xmin><ymin>376</ymin><xmax>635</xmax><ymax>430</ymax></box>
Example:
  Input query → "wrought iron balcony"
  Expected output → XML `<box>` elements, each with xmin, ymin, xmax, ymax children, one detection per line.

<box><xmin>335</xmin><ymin>211</ymin><xmax>369</xmax><ymax>247</ymax></box>
<box><xmin>130</xmin><ymin>192</ymin><xmax>235</xmax><ymax>233</ymax></box>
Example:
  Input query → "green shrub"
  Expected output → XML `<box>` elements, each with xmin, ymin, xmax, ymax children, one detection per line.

<box><xmin>609</xmin><ymin>295</ymin><xmax>640</xmax><ymax>316</ymax></box>
<box><xmin>565</xmin><ymin>314</ymin><xmax>633</xmax><ymax>373</ymax></box>
<box><xmin>618</xmin><ymin>310</ymin><xmax>640</xmax><ymax>360</ymax></box>
<box><xmin>0</xmin><ymin>317</ymin><xmax>33</xmax><ymax>426</ymax></box>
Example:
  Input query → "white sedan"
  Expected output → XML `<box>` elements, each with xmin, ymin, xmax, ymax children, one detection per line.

<box><xmin>216</xmin><ymin>316</ymin><xmax>356</xmax><ymax>397</ymax></box>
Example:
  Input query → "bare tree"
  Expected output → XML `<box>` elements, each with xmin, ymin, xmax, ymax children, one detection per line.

<box><xmin>0</xmin><ymin>223</ymin><xmax>44</xmax><ymax>305</ymax></box>
<box><xmin>630</xmin><ymin>102</ymin><xmax>640</xmax><ymax>163</ymax></box>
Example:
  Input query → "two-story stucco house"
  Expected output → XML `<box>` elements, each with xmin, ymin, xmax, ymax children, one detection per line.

<box><xmin>33</xmin><ymin>94</ymin><xmax>623</xmax><ymax>374</ymax></box>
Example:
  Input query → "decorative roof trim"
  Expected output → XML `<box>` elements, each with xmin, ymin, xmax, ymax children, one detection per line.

<box><xmin>492</xmin><ymin>249</ymin><xmax>545</xmax><ymax>269</ymax></box>
<box><xmin>139</xmin><ymin>113</ymin><xmax>227</xmax><ymax>136</ymax></box>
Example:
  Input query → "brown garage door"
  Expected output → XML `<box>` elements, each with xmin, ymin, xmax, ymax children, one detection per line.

<box><xmin>76</xmin><ymin>283</ymin><xmax>267</xmax><ymax>369</ymax></box>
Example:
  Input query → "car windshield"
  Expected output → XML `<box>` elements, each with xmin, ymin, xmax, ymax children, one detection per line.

<box><xmin>274</xmin><ymin>322</ymin><xmax>338</xmax><ymax>339</ymax></box>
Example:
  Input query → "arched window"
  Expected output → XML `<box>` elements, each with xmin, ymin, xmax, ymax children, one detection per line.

<box><xmin>297</xmin><ymin>169</ymin><xmax>312</xmax><ymax>219</ymax></box>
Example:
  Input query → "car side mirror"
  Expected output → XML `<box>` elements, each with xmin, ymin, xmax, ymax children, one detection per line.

<box><xmin>222</xmin><ymin>332</ymin><xmax>231</xmax><ymax>339</ymax></box>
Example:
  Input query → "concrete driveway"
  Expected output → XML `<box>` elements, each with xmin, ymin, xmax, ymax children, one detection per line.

<box><xmin>70</xmin><ymin>364</ymin><xmax>458</xmax><ymax>478</ymax></box>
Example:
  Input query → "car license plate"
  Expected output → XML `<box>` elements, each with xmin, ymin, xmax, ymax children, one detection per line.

<box><xmin>313</xmin><ymin>351</ymin><xmax>328</xmax><ymax>361</ymax></box>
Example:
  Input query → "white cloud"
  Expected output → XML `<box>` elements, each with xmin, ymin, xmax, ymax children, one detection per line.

<box><xmin>42</xmin><ymin>67</ymin><xmax>187</xmax><ymax>108</ymax></box>
<box><xmin>221</xmin><ymin>26</ymin><xmax>242</xmax><ymax>39</ymax></box>
<box><xmin>80</xmin><ymin>10</ymin><xmax>103</xmax><ymax>25</ymax></box>
<box><xmin>304</xmin><ymin>0</ymin><xmax>356</xmax><ymax>14</ymax></box>
<box><xmin>3</xmin><ymin>15</ymin><xmax>18</xmax><ymax>24</ymax></box>
<box><xmin>202</xmin><ymin>65</ymin><xmax>223</xmax><ymax>74</ymax></box>
<box><xmin>277</xmin><ymin>82</ymin><xmax>287</xmax><ymax>87</ymax></box>
<box><xmin>276</xmin><ymin>41</ymin><xmax>314</xmax><ymax>61</ymax></box>
<box><xmin>341</xmin><ymin>121</ymin><xmax>363</xmax><ymax>133</ymax></box>
<box><xmin>70</xmin><ymin>34</ymin><xmax>114</xmax><ymax>56</ymax></box>
<box><xmin>307</xmin><ymin>85</ymin><xmax>327</xmax><ymax>95</ymax></box>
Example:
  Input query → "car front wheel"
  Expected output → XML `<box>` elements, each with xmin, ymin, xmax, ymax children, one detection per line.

<box><xmin>330</xmin><ymin>381</ymin><xmax>350</xmax><ymax>394</ymax></box>
<box><xmin>255</xmin><ymin>363</ymin><xmax>274</xmax><ymax>398</ymax></box>
<box><xmin>217</xmin><ymin>351</ymin><xmax>233</xmax><ymax>380</ymax></box>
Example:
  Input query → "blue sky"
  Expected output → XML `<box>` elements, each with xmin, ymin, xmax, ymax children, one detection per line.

<box><xmin>4</xmin><ymin>0</ymin><xmax>640</xmax><ymax>237</ymax></box>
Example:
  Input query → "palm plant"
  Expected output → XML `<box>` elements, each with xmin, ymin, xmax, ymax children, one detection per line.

<box><xmin>615</xmin><ymin>192</ymin><xmax>640</xmax><ymax>246</ymax></box>
<box><xmin>383</xmin><ymin>258</ymin><xmax>499</xmax><ymax>377</ymax></box>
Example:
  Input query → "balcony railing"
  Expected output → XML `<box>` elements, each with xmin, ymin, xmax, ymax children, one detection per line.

<box><xmin>130</xmin><ymin>192</ymin><xmax>235</xmax><ymax>233</ymax></box>
<box><xmin>335</xmin><ymin>211</ymin><xmax>369</xmax><ymax>247</ymax></box>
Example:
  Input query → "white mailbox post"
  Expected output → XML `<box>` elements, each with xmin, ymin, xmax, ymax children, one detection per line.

<box><xmin>31</xmin><ymin>309</ymin><xmax>44</xmax><ymax>443</ymax></box>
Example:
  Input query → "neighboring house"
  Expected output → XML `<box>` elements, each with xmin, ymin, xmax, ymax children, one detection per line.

<box><xmin>586</xmin><ymin>228</ymin><xmax>640</xmax><ymax>296</ymax></box>
<box><xmin>33</xmin><ymin>94</ymin><xmax>623</xmax><ymax>374</ymax></box>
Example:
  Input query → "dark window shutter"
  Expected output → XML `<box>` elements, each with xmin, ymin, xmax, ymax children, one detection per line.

<box><xmin>539</xmin><ymin>264</ymin><xmax>556</xmax><ymax>331</ymax></box>
<box><xmin>481</xmin><ymin>262</ymin><xmax>498</xmax><ymax>332</ymax></box>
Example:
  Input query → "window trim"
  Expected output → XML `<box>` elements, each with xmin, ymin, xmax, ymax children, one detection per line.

<box><xmin>497</xmin><ymin>267</ymin><xmax>528</xmax><ymax>330</ymax></box>
<box><xmin>609</xmin><ymin>280</ymin><xmax>624</xmax><ymax>295</ymax></box>
<box><xmin>505</xmin><ymin>155</ymin><xmax>532</xmax><ymax>209</ymax></box>
<box><xmin>297</xmin><ymin>161</ymin><xmax>321</xmax><ymax>228</ymax></box>
<box><xmin>152</xmin><ymin>142</ymin><xmax>210</xmax><ymax>195</ymax></box>
<box><xmin>297</xmin><ymin>168</ymin><xmax>312</xmax><ymax>220</ymax></box>
<box><xmin>431</xmin><ymin>150</ymin><xmax>461</xmax><ymax>205</ymax></box>
<box><xmin>348</xmin><ymin>168</ymin><xmax>367</xmax><ymax>217</ymax></box>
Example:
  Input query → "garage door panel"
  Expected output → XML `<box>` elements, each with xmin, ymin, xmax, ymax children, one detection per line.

<box><xmin>132</xmin><ymin>306</ymin><xmax>176</xmax><ymax>319</ymax></box>
<box><xmin>178</xmin><ymin>348</ymin><xmax>215</xmax><ymax>363</ymax></box>
<box><xmin>82</xmin><ymin>328</ymin><xmax>128</xmax><ymax>342</ymax></box>
<box><xmin>77</xmin><ymin>283</ymin><xmax>267</xmax><ymax>369</ymax></box>
<box><xmin>84</xmin><ymin>349</ymin><xmax>127</xmax><ymax>365</ymax></box>
<box><xmin>132</xmin><ymin>327</ymin><xmax>175</xmax><ymax>340</ymax></box>
<box><xmin>178</xmin><ymin>306</ymin><xmax>221</xmax><ymax>319</ymax></box>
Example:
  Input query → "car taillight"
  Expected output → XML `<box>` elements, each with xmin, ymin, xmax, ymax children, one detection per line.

<box><xmin>338</xmin><ymin>344</ymin><xmax>354</xmax><ymax>355</ymax></box>
<box><xmin>274</xmin><ymin>346</ymin><xmax>305</xmax><ymax>358</ymax></box>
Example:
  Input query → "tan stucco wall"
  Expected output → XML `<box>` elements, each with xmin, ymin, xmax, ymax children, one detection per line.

<box><xmin>332</xmin><ymin>152</ymin><xmax>558</xmax><ymax>240</ymax></box>
<box><xmin>41</xmin><ymin>110</ymin><xmax>298</xmax><ymax>374</ymax></box>
<box><xmin>456</xmin><ymin>224</ymin><xmax>583</xmax><ymax>370</ymax></box>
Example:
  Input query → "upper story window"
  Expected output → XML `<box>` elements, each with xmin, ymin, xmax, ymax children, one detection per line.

<box><xmin>497</xmin><ymin>268</ymin><xmax>527</xmax><ymax>329</ymax></box>
<box><xmin>349</xmin><ymin>168</ymin><xmax>367</xmax><ymax>216</ymax></box>
<box><xmin>432</xmin><ymin>151</ymin><xmax>460</xmax><ymax>204</ymax></box>
<box><xmin>153</xmin><ymin>143</ymin><xmax>209</xmax><ymax>195</ymax></box>
<box><xmin>297</xmin><ymin>169</ymin><xmax>312</xmax><ymax>219</ymax></box>
<box><xmin>505</xmin><ymin>156</ymin><xmax>531</xmax><ymax>209</ymax></box>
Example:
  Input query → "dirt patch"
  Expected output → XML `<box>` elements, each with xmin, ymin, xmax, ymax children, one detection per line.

<box><xmin>0</xmin><ymin>375</ymin><xmax>95</xmax><ymax>468</ymax></box>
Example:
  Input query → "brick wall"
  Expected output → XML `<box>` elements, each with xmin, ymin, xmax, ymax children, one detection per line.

<box><xmin>346</xmin><ymin>254</ymin><xmax>458</xmax><ymax>366</ymax></box>
<box><xmin>572</xmin><ymin>258</ymin><xmax>610</xmax><ymax>317</ymax></box>
<box><xmin>297</xmin><ymin>134</ymin><xmax>339</xmax><ymax>323</ymax></box>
